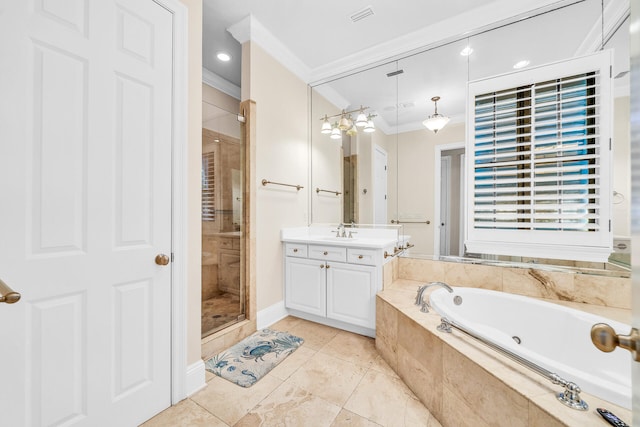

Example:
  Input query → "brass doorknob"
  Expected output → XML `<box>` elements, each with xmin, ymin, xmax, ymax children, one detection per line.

<box><xmin>155</xmin><ymin>254</ymin><xmax>170</xmax><ymax>266</ymax></box>
<box><xmin>0</xmin><ymin>279</ymin><xmax>20</xmax><ymax>304</ymax></box>
<box><xmin>591</xmin><ymin>323</ymin><xmax>640</xmax><ymax>361</ymax></box>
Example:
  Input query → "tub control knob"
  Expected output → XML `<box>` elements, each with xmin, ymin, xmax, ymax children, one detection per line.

<box><xmin>591</xmin><ymin>323</ymin><xmax>640</xmax><ymax>362</ymax></box>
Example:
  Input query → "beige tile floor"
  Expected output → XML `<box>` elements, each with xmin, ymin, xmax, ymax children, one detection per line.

<box><xmin>143</xmin><ymin>316</ymin><xmax>442</xmax><ymax>427</ymax></box>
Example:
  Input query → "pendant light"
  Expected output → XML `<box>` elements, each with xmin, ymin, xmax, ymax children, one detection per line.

<box><xmin>423</xmin><ymin>96</ymin><xmax>450</xmax><ymax>134</ymax></box>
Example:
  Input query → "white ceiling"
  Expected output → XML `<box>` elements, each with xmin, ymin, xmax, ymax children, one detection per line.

<box><xmin>202</xmin><ymin>0</ymin><xmax>630</xmax><ymax>132</ymax></box>
<box><xmin>202</xmin><ymin>0</ymin><xmax>564</xmax><ymax>87</ymax></box>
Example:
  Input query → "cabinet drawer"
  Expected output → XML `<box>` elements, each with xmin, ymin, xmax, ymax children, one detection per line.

<box><xmin>347</xmin><ymin>248</ymin><xmax>378</xmax><ymax>265</ymax></box>
<box><xmin>285</xmin><ymin>243</ymin><xmax>308</xmax><ymax>258</ymax></box>
<box><xmin>308</xmin><ymin>245</ymin><xmax>347</xmax><ymax>262</ymax></box>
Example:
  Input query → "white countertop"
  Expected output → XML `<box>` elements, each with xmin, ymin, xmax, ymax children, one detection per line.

<box><xmin>281</xmin><ymin>226</ymin><xmax>409</xmax><ymax>250</ymax></box>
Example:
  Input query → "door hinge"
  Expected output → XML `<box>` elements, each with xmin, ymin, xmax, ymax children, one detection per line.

<box><xmin>384</xmin><ymin>165</ymin><xmax>387</xmax><ymax>170</ymax></box>
<box><xmin>385</xmin><ymin>195</ymin><xmax>387</xmax><ymax>200</ymax></box>
<box><xmin>609</xmin><ymin>220</ymin><xmax>612</xmax><ymax>232</ymax></box>
<box><xmin>609</xmin><ymin>138</ymin><xmax>612</xmax><ymax>150</ymax></box>
<box><xmin>171</xmin><ymin>253</ymin><xmax>175</xmax><ymax>262</ymax></box>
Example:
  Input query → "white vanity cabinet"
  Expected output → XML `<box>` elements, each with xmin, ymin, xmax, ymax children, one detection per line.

<box><xmin>283</xmin><ymin>242</ymin><xmax>381</xmax><ymax>337</ymax></box>
<box><xmin>285</xmin><ymin>256</ymin><xmax>326</xmax><ymax>316</ymax></box>
<box><xmin>325</xmin><ymin>261</ymin><xmax>377</xmax><ymax>328</ymax></box>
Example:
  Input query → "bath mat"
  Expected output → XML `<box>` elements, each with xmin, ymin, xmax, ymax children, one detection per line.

<box><xmin>204</xmin><ymin>328</ymin><xmax>304</xmax><ymax>387</ymax></box>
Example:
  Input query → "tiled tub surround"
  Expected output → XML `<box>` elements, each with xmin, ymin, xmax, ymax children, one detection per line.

<box><xmin>430</xmin><ymin>286</ymin><xmax>631</xmax><ymax>409</ymax></box>
<box><xmin>376</xmin><ymin>257</ymin><xmax>632</xmax><ymax>427</ymax></box>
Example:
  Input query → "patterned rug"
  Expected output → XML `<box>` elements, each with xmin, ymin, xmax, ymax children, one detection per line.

<box><xmin>204</xmin><ymin>328</ymin><xmax>304</xmax><ymax>387</ymax></box>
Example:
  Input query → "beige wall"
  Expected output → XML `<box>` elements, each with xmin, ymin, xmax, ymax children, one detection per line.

<box><xmin>203</xmin><ymin>83</ymin><xmax>240</xmax><ymax>113</ymax></box>
<box><xmin>613</xmin><ymin>96</ymin><xmax>630</xmax><ymax>238</ymax></box>
<box><xmin>390</xmin><ymin>122</ymin><xmax>465</xmax><ymax>255</ymax></box>
<box><xmin>244</xmin><ymin>43</ymin><xmax>310</xmax><ymax>311</ymax></box>
<box><xmin>310</xmin><ymin>90</ymin><xmax>342</xmax><ymax>223</ymax></box>
<box><xmin>181</xmin><ymin>0</ymin><xmax>203</xmax><ymax>366</ymax></box>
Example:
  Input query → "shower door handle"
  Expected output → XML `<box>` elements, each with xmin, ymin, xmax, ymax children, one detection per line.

<box><xmin>591</xmin><ymin>323</ymin><xmax>640</xmax><ymax>362</ymax></box>
<box><xmin>0</xmin><ymin>279</ymin><xmax>21</xmax><ymax>304</ymax></box>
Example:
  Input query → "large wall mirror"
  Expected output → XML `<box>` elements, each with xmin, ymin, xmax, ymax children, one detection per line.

<box><xmin>310</xmin><ymin>0</ymin><xmax>630</xmax><ymax>277</ymax></box>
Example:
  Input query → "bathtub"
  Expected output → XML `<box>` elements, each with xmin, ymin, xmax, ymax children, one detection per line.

<box><xmin>429</xmin><ymin>287</ymin><xmax>632</xmax><ymax>410</ymax></box>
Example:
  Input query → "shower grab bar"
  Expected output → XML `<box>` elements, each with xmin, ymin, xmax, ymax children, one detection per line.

<box><xmin>316</xmin><ymin>187</ymin><xmax>342</xmax><ymax>196</ymax></box>
<box><xmin>261</xmin><ymin>179</ymin><xmax>303</xmax><ymax>191</ymax></box>
<box><xmin>391</xmin><ymin>219</ymin><xmax>431</xmax><ymax>225</ymax></box>
<box><xmin>437</xmin><ymin>317</ymin><xmax>588</xmax><ymax>411</ymax></box>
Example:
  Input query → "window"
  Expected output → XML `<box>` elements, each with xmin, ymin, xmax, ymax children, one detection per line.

<box><xmin>466</xmin><ymin>51</ymin><xmax>612</xmax><ymax>262</ymax></box>
<box><xmin>202</xmin><ymin>150</ymin><xmax>216</xmax><ymax>221</ymax></box>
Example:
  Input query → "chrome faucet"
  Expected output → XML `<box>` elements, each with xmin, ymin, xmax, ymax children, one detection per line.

<box><xmin>414</xmin><ymin>281</ymin><xmax>454</xmax><ymax>312</ymax></box>
<box><xmin>334</xmin><ymin>223</ymin><xmax>344</xmax><ymax>238</ymax></box>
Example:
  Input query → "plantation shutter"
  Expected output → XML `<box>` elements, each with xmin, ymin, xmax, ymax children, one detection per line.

<box><xmin>466</xmin><ymin>51</ymin><xmax>612</xmax><ymax>262</ymax></box>
<box><xmin>202</xmin><ymin>151</ymin><xmax>216</xmax><ymax>221</ymax></box>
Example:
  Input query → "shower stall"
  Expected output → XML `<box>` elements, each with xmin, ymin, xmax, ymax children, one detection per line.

<box><xmin>201</xmin><ymin>101</ymin><xmax>245</xmax><ymax>337</ymax></box>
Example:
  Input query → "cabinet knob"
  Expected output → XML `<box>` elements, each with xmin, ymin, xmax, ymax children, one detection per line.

<box><xmin>326</xmin><ymin>264</ymin><xmax>330</xmax><ymax>269</ymax></box>
<box><xmin>358</xmin><ymin>255</ymin><xmax>363</xmax><ymax>259</ymax></box>
<box><xmin>320</xmin><ymin>264</ymin><xmax>325</xmax><ymax>269</ymax></box>
<box><xmin>323</xmin><ymin>251</ymin><xmax>328</xmax><ymax>255</ymax></box>
<box><xmin>293</xmin><ymin>248</ymin><xmax>298</xmax><ymax>253</ymax></box>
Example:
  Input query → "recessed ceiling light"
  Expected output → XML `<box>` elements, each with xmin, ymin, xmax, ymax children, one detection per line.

<box><xmin>460</xmin><ymin>46</ymin><xmax>473</xmax><ymax>56</ymax></box>
<box><xmin>513</xmin><ymin>60</ymin><xmax>530</xmax><ymax>69</ymax></box>
<box><xmin>216</xmin><ymin>52</ymin><xmax>231</xmax><ymax>62</ymax></box>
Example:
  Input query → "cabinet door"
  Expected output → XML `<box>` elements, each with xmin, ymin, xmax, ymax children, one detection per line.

<box><xmin>285</xmin><ymin>257</ymin><xmax>326</xmax><ymax>316</ymax></box>
<box><xmin>326</xmin><ymin>263</ymin><xmax>378</xmax><ymax>328</ymax></box>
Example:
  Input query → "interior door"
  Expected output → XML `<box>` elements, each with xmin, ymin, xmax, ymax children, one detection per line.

<box><xmin>374</xmin><ymin>145</ymin><xmax>388</xmax><ymax>224</ymax></box>
<box><xmin>0</xmin><ymin>1</ymin><xmax>174</xmax><ymax>425</ymax></box>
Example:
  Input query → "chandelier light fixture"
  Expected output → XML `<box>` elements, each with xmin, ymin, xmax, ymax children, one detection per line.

<box><xmin>423</xmin><ymin>96</ymin><xmax>450</xmax><ymax>134</ymax></box>
<box><xmin>320</xmin><ymin>106</ymin><xmax>376</xmax><ymax>139</ymax></box>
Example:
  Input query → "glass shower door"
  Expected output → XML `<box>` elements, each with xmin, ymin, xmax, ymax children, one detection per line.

<box><xmin>201</xmin><ymin>101</ymin><xmax>245</xmax><ymax>337</ymax></box>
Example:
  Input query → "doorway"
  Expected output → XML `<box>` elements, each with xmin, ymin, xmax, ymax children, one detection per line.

<box><xmin>201</xmin><ymin>102</ymin><xmax>246</xmax><ymax>337</ymax></box>
<box><xmin>434</xmin><ymin>143</ymin><xmax>465</xmax><ymax>257</ymax></box>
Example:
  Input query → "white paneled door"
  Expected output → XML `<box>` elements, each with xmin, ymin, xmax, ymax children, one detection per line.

<box><xmin>0</xmin><ymin>0</ymin><xmax>174</xmax><ymax>425</ymax></box>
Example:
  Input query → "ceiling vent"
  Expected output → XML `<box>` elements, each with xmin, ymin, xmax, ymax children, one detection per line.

<box><xmin>386</xmin><ymin>69</ymin><xmax>404</xmax><ymax>77</ymax></box>
<box><xmin>350</xmin><ymin>6</ymin><xmax>374</xmax><ymax>23</ymax></box>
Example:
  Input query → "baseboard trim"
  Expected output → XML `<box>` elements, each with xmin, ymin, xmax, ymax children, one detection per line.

<box><xmin>185</xmin><ymin>359</ymin><xmax>206</xmax><ymax>397</ymax></box>
<box><xmin>257</xmin><ymin>300</ymin><xmax>288</xmax><ymax>329</ymax></box>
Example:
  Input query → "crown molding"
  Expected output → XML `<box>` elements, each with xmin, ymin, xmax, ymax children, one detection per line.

<box><xmin>307</xmin><ymin>0</ymin><xmax>573</xmax><ymax>85</ymax></box>
<box><xmin>202</xmin><ymin>67</ymin><xmax>241</xmax><ymax>100</ymax></box>
<box><xmin>228</xmin><ymin>14</ymin><xmax>311</xmax><ymax>83</ymax></box>
<box><xmin>575</xmin><ymin>0</ymin><xmax>630</xmax><ymax>56</ymax></box>
<box><xmin>226</xmin><ymin>1</ymin><xmax>585</xmax><ymax>88</ymax></box>
<box><xmin>312</xmin><ymin>85</ymin><xmax>350</xmax><ymax>112</ymax></box>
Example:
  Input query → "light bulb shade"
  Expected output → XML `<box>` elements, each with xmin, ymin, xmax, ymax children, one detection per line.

<box><xmin>346</xmin><ymin>125</ymin><xmax>358</xmax><ymax>136</ymax></box>
<box><xmin>321</xmin><ymin>119</ymin><xmax>332</xmax><ymax>134</ymax></box>
<box><xmin>363</xmin><ymin>120</ymin><xmax>376</xmax><ymax>133</ymax></box>
<box><xmin>355</xmin><ymin>112</ymin><xmax>368</xmax><ymax>127</ymax></box>
<box><xmin>338</xmin><ymin>115</ymin><xmax>351</xmax><ymax>131</ymax></box>
<box><xmin>330</xmin><ymin>127</ymin><xmax>342</xmax><ymax>139</ymax></box>
<box><xmin>423</xmin><ymin>114</ymin><xmax>450</xmax><ymax>133</ymax></box>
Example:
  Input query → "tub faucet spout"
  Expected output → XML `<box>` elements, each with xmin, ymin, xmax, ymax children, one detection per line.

<box><xmin>429</xmin><ymin>281</ymin><xmax>454</xmax><ymax>293</ymax></box>
<box><xmin>414</xmin><ymin>281</ymin><xmax>454</xmax><ymax>306</ymax></box>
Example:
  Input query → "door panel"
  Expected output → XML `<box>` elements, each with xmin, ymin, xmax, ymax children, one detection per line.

<box><xmin>285</xmin><ymin>258</ymin><xmax>326</xmax><ymax>316</ymax></box>
<box><xmin>0</xmin><ymin>1</ymin><xmax>173</xmax><ymax>425</ymax></box>
<box><xmin>326</xmin><ymin>263</ymin><xmax>377</xmax><ymax>328</ymax></box>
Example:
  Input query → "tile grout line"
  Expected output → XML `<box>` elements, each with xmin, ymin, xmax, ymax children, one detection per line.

<box><xmin>187</xmin><ymin>397</ymin><xmax>232</xmax><ymax>427</ymax></box>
